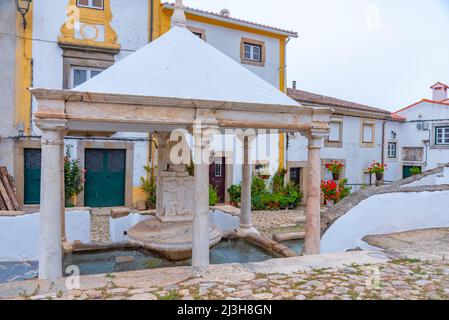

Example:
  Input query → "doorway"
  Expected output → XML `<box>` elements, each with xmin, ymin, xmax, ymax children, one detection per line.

<box><xmin>84</xmin><ymin>149</ymin><xmax>126</xmax><ymax>207</ymax></box>
<box><xmin>209</xmin><ymin>157</ymin><xmax>226</xmax><ymax>203</ymax></box>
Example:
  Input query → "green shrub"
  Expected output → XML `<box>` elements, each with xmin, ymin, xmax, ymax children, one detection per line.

<box><xmin>410</xmin><ymin>167</ymin><xmax>422</xmax><ymax>176</ymax></box>
<box><xmin>284</xmin><ymin>183</ymin><xmax>302</xmax><ymax>208</ymax></box>
<box><xmin>337</xmin><ymin>178</ymin><xmax>352</xmax><ymax>203</ymax></box>
<box><xmin>64</xmin><ymin>145</ymin><xmax>83</xmax><ymax>207</ymax></box>
<box><xmin>271</xmin><ymin>169</ymin><xmax>287</xmax><ymax>193</ymax></box>
<box><xmin>140</xmin><ymin>165</ymin><xmax>156</xmax><ymax>208</ymax></box>
<box><xmin>209</xmin><ymin>185</ymin><xmax>219</xmax><ymax>206</ymax></box>
<box><xmin>227</xmin><ymin>184</ymin><xmax>241</xmax><ymax>204</ymax></box>
<box><xmin>226</xmin><ymin>173</ymin><xmax>302</xmax><ymax>211</ymax></box>
<box><xmin>251</xmin><ymin>175</ymin><xmax>267</xmax><ymax>194</ymax></box>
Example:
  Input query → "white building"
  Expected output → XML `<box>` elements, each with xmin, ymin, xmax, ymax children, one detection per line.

<box><xmin>286</xmin><ymin>86</ymin><xmax>392</xmax><ymax>192</ymax></box>
<box><xmin>386</xmin><ymin>82</ymin><xmax>449</xmax><ymax>179</ymax></box>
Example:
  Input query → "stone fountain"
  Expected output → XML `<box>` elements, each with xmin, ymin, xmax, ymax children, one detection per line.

<box><xmin>126</xmin><ymin>133</ymin><xmax>223</xmax><ymax>261</ymax></box>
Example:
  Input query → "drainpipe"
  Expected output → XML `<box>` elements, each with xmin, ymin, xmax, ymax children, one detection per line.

<box><xmin>149</xmin><ymin>0</ymin><xmax>154</xmax><ymax>42</ymax></box>
<box><xmin>381</xmin><ymin>120</ymin><xmax>386</xmax><ymax>165</ymax></box>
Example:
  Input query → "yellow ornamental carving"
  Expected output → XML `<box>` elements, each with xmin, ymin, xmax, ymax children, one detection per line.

<box><xmin>58</xmin><ymin>0</ymin><xmax>120</xmax><ymax>52</ymax></box>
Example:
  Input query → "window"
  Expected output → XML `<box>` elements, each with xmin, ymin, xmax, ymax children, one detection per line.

<box><xmin>244</xmin><ymin>43</ymin><xmax>262</xmax><ymax>62</ymax></box>
<box><xmin>187</xmin><ymin>26</ymin><xmax>206</xmax><ymax>41</ymax></box>
<box><xmin>77</xmin><ymin>0</ymin><xmax>104</xmax><ymax>9</ymax></box>
<box><xmin>289</xmin><ymin>168</ymin><xmax>301</xmax><ymax>186</ymax></box>
<box><xmin>328</xmin><ymin>122</ymin><xmax>341</xmax><ymax>142</ymax></box>
<box><xmin>214</xmin><ymin>162</ymin><xmax>222</xmax><ymax>178</ymax></box>
<box><xmin>435</xmin><ymin>126</ymin><xmax>449</xmax><ymax>145</ymax></box>
<box><xmin>71</xmin><ymin>67</ymin><xmax>104</xmax><ymax>88</ymax></box>
<box><xmin>241</xmin><ymin>38</ymin><xmax>265</xmax><ymax>67</ymax></box>
<box><xmin>388</xmin><ymin>142</ymin><xmax>397</xmax><ymax>158</ymax></box>
<box><xmin>362</xmin><ymin>124</ymin><xmax>374</xmax><ymax>143</ymax></box>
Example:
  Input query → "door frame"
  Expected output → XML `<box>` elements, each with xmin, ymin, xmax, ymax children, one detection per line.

<box><xmin>402</xmin><ymin>164</ymin><xmax>423</xmax><ymax>179</ymax></box>
<box><xmin>77</xmin><ymin>140</ymin><xmax>134</xmax><ymax>207</ymax></box>
<box><xmin>14</xmin><ymin>139</ymin><xmax>42</xmax><ymax>208</ymax></box>
<box><xmin>210</xmin><ymin>151</ymin><xmax>233</xmax><ymax>204</ymax></box>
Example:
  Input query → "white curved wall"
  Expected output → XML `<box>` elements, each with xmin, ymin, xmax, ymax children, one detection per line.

<box><xmin>321</xmin><ymin>191</ymin><xmax>449</xmax><ymax>253</ymax></box>
<box><xmin>0</xmin><ymin>211</ymin><xmax>90</xmax><ymax>262</ymax></box>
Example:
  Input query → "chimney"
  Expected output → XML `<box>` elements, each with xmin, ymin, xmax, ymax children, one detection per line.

<box><xmin>430</xmin><ymin>82</ymin><xmax>449</xmax><ymax>101</ymax></box>
<box><xmin>220</xmin><ymin>9</ymin><xmax>230</xmax><ymax>17</ymax></box>
<box><xmin>292</xmin><ymin>81</ymin><xmax>297</xmax><ymax>90</ymax></box>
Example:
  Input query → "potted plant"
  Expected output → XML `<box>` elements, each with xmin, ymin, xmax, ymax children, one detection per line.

<box><xmin>320</xmin><ymin>180</ymin><xmax>339</xmax><ymax>207</ymax></box>
<box><xmin>368</xmin><ymin>161</ymin><xmax>387</xmax><ymax>185</ymax></box>
<box><xmin>325</xmin><ymin>160</ymin><xmax>344</xmax><ymax>181</ymax></box>
<box><xmin>410</xmin><ymin>167</ymin><xmax>422</xmax><ymax>176</ymax></box>
<box><xmin>140</xmin><ymin>165</ymin><xmax>156</xmax><ymax>210</ymax></box>
<box><xmin>64</xmin><ymin>145</ymin><xmax>83</xmax><ymax>207</ymax></box>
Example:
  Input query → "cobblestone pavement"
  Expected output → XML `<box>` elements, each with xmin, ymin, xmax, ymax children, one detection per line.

<box><xmin>9</xmin><ymin>257</ymin><xmax>449</xmax><ymax>300</ymax></box>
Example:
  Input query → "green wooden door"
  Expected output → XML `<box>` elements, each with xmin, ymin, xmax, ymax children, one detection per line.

<box><xmin>24</xmin><ymin>148</ymin><xmax>41</xmax><ymax>205</ymax></box>
<box><xmin>403</xmin><ymin>166</ymin><xmax>422</xmax><ymax>179</ymax></box>
<box><xmin>85</xmin><ymin>149</ymin><xmax>126</xmax><ymax>207</ymax></box>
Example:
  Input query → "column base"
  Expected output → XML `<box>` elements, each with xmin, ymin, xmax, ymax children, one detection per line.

<box><xmin>237</xmin><ymin>225</ymin><xmax>260</xmax><ymax>237</ymax></box>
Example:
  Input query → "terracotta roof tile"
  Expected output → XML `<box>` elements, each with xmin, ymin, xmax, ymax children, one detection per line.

<box><xmin>287</xmin><ymin>88</ymin><xmax>391</xmax><ymax>116</ymax></box>
<box><xmin>163</xmin><ymin>3</ymin><xmax>298</xmax><ymax>37</ymax></box>
<box><xmin>395</xmin><ymin>99</ymin><xmax>449</xmax><ymax>114</ymax></box>
<box><xmin>391</xmin><ymin>113</ymin><xmax>407</xmax><ymax>122</ymax></box>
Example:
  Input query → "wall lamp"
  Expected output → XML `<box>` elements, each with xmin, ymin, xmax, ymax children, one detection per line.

<box><xmin>16</xmin><ymin>0</ymin><xmax>32</xmax><ymax>29</ymax></box>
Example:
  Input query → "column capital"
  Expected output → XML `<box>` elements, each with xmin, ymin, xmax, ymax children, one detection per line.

<box><xmin>305</xmin><ymin>125</ymin><xmax>330</xmax><ymax>148</ymax></box>
<box><xmin>235</xmin><ymin>129</ymin><xmax>257</xmax><ymax>145</ymax></box>
<box><xmin>35</xmin><ymin>118</ymin><xmax>68</xmax><ymax>132</ymax></box>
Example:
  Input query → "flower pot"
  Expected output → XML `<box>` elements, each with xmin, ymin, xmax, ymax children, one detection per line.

<box><xmin>332</xmin><ymin>173</ymin><xmax>340</xmax><ymax>181</ymax></box>
<box><xmin>145</xmin><ymin>201</ymin><xmax>155</xmax><ymax>210</ymax></box>
<box><xmin>375</xmin><ymin>173</ymin><xmax>383</xmax><ymax>187</ymax></box>
<box><xmin>325</xmin><ymin>199</ymin><xmax>334</xmax><ymax>207</ymax></box>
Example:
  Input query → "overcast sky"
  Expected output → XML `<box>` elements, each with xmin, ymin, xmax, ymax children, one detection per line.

<box><xmin>186</xmin><ymin>0</ymin><xmax>449</xmax><ymax>111</ymax></box>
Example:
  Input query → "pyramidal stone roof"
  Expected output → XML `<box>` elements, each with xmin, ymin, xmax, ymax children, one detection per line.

<box><xmin>74</xmin><ymin>26</ymin><xmax>300</xmax><ymax>107</ymax></box>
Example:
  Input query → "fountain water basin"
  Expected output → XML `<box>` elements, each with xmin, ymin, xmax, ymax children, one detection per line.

<box><xmin>126</xmin><ymin>216</ymin><xmax>223</xmax><ymax>261</ymax></box>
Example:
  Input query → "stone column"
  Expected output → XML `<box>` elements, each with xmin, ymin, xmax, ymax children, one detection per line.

<box><xmin>156</xmin><ymin>132</ymin><xmax>170</xmax><ymax>216</ymax></box>
<box><xmin>191</xmin><ymin>121</ymin><xmax>214</xmax><ymax>267</ymax></box>
<box><xmin>238</xmin><ymin>135</ymin><xmax>258</xmax><ymax>236</ymax></box>
<box><xmin>303</xmin><ymin>131</ymin><xmax>326</xmax><ymax>255</ymax></box>
<box><xmin>36</xmin><ymin>119</ymin><xmax>67</xmax><ymax>280</ymax></box>
<box><xmin>60</xmin><ymin>145</ymin><xmax>66</xmax><ymax>241</ymax></box>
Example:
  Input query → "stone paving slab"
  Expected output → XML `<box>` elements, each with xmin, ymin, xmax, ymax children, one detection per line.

<box><xmin>0</xmin><ymin>251</ymin><xmax>389</xmax><ymax>300</ymax></box>
<box><xmin>363</xmin><ymin>228</ymin><xmax>449</xmax><ymax>261</ymax></box>
<box><xmin>3</xmin><ymin>254</ymin><xmax>449</xmax><ymax>300</ymax></box>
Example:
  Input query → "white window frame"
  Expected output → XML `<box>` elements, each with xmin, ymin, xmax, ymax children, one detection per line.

<box><xmin>244</xmin><ymin>43</ymin><xmax>262</xmax><ymax>62</ymax></box>
<box><xmin>70</xmin><ymin>67</ymin><xmax>104</xmax><ymax>88</ymax></box>
<box><xmin>435</xmin><ymin>126</ymin><xmax>449</xmax><ymax>145</ymax></box>
<box><xmin>388</xmin><ymin>142</ymin><xmax>397</xmax><ymax>159</ymax></box>
<box><xmin>328</xmin><ymin>122</ymin><xmax>342</xmax><ymax>142</ymax></box>
<box><xmin>77</xmin><ymin>0</ymin><xmax>104</xmax><ymax>10</ymax></box>
<box><xmin>362</xmin><ymin>124</ymin><xmax>374</xmax><ymax>143</ymax></box>
<box><xmin>214</xmin><ymin>161</ymin><xmax>223</xmax><ymax>178</ymax></box>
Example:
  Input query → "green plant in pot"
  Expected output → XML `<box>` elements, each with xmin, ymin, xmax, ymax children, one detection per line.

<box><xmin>410</xmin><ymin>166</ymin><xmax>422</xmax><ymax>176</ymax></box>
<box><xmin>64</xmin><ymin>145</ymin><xmax>83</xmax><ymax>207</ymax></box>
<box><xmin>368</xmin><ymin>160</ymin><xmax>387</xmax><ymax>185</ymax></box>
<box><xmin>140</xmin><ymin>165</ymin><xmax>156</xmax><ymax>209</ymax></box>
<box><xmin>325</xmin><ymin>160</ymin><xmax>344</xmax><ymax>181</ymax></box>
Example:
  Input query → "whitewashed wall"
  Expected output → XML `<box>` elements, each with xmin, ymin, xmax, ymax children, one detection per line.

<box><xmin>386</xmin><ymin>101</ymin><xmax>449</xmax><ymax>177</ymax></box>
<box><xmin>288</xmin><ymin>116</ymin><xmax>385</xmax><ymax>186</ymax></box>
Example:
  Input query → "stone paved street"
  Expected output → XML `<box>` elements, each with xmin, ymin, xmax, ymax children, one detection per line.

<box><xmin>2</xmin><ymin>252</ymin><xmax>448</xmax><ymax>300</ymax></box>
